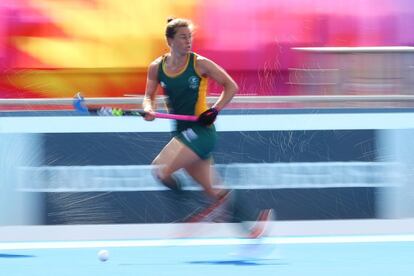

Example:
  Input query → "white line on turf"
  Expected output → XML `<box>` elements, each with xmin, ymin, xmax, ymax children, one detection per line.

<box><xmin>1</xmin><ymin>235</ymin><xmax>414</xmax><ymax>250</ymax></box>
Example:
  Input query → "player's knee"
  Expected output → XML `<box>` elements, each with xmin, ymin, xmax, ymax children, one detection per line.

<box><xmin>152</xmin><ymin>167</ymin><xmax>181</xmax><ymax>191</ymax></box>
<box><xmin>152</xmin><ymin>166</ymin><xmax>170</xmax><ymax>185</ymax></box>
<box><xmin>153</xmin><ymin>166</ymin><xmax>169</xmax><ymax>182</ymax></box>
<box><xmin>155</xmin><ymin>170</ymin><xmax>167</xmax><ymax>183</ymax></box>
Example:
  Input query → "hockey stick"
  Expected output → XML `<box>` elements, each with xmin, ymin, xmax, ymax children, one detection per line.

<box><xmin>73</xmin><ymin>93</ymin><xmax>198</xmax><ymax>121</ymax></box>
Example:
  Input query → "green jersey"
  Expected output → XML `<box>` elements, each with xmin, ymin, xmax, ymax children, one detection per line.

<box><xmin>157</xmin><ymin>52</ymin><xmax>209</xmax><ymax>132</ymax></box>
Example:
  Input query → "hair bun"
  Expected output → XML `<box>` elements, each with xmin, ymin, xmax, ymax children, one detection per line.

<box><xmin>167</xmin><ymin>17</ymin><xmax>176</xmax><ymax>23</ymax></box>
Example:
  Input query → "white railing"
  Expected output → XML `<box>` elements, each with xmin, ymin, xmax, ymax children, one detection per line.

<box><xmin>292</xmin><ymin>46</ymin><xmax>414</xmax><ymax>53</ymax></box>
<box><xmin>1</xmin><ymin>95</ymin><xmax>414</xmax><ymax>106</ymax></box>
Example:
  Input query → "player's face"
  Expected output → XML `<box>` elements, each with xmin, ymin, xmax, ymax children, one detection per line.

<box><xmin>170</xmin><ymin>27</ymin><xmax>192</xmax><ymax>55</ymax></box>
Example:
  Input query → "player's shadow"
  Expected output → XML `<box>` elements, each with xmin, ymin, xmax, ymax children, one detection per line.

<box><xmin>188</xmin><ymin>259</ymin><xmax>285</xmax><ymax>266</ymax></box>
<box><xmin>0</xmin><ymin>254</ymin><xmax>35</xmax><ymax>258</ymax></box>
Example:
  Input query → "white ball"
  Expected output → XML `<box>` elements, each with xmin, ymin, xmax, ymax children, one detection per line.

<box><xmin>98</xmin><ymin>249</ymin><xmax>109</xmax><ymax>262</ymax></box>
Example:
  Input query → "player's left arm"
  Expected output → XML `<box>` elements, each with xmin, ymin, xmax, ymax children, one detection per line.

<box><xmin>197</xmin><ymin>57</ymin><xmax>238</xmax><ymax>111</ymax></box>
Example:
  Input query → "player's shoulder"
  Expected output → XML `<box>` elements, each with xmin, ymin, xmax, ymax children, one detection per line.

<box><xmin>194</xmin><ymin>53</ymin><xmax>210</xmax><ymax>63</ymax></box>
<box><xmin>193</xmin><ymin>53</ymin><xmax>216</xmax><ymax>71</ymax></box>
<box><xmin>147</xmin><ymin>56</ymin><xmax>165</xmax><ymax>74</ymax></box>
<box><xmin>149</xmin><ymin>56</ymin><xmax>164</xmax><ymax>67</ymax></box>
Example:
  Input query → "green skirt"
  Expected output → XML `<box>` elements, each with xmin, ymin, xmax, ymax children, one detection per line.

<box><xmin>175</xmin><ymin>124</ymin><xmax>217</xmax><ymax>160</ymax></box>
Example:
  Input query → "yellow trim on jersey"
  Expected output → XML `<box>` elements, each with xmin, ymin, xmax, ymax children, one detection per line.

<box><xmin>195</xmin><ymin>76</ymin><xmax>209</xmax><ymax>116</ymax></box>
<box><xmin>193</xmin><ymin>53</ymin><xmax>203</xmax><ymax>78</ymax></box>
<box><xmin>162</xmin><ymin>53</ymin><xmax>190</xmax><ymax>78</ymax></box>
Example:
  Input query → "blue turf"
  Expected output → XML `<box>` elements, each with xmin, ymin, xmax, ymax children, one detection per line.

<box><xmin>1</xmin><ymin>240</ymin><xmax>413</xmax><ymax>276</ymax></box>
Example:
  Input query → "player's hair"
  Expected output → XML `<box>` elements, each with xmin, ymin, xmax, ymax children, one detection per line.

<box><xmin>165</xmin><ymin>17</ymin><xmax>193</xmax><ymax>39</ymax></box>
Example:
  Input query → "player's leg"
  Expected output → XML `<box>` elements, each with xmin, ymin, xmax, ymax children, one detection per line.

<box><xmin>183</xmin><ymin>159</ymin><xmax>231</xmax><ymax>222</ymax></box>
<box><xmin>152</xmin><ymin>137</ymin><xmax>201</xmax><ymax>191</ymax></box>
<box><xmin>188</xmin><ymin>169</ymin><xmax>274</xmax><ymax>238</ymax></box>
<box><xmin>160</xmin><ymin>124</ymin><xmax>219</xmax><ymax>196</ymax></box>
<box><xmin>184</xmin><ymin>158</ymin><xmax>226</xmax><ymax>199</ymax></box>
<box><xmin>232</xmin><ymin>191</ymin><xmax>274</xmax><ymax>238</ymax></box>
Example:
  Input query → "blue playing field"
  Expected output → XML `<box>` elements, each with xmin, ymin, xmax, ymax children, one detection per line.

<box><xmin>1</xmin><ymin>234</ymin><xmax>414</xmax><ymax>276</ymax></box>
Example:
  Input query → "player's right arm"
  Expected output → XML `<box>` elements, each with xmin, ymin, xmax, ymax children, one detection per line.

<box><xmin>142</xmin><ymin>58</ymin><xmax>161</xmax><ymax>121</ymax></box>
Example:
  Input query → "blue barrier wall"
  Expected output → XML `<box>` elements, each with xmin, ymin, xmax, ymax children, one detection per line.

<box><xmin>3</xmin><ymin>108</ymin><xmax>413</xmax><ymax>225</ymax></box>
<box><xmin>41</xmin><ymin>129</ymin><xmax>376</xmax><ymax>224</ymax></box>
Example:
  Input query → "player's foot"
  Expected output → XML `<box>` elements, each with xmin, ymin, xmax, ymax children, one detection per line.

<box><xmin>185</xmin><ymin>190</ymin><xmax>232</xmax><ymax>223</ymax></box>
<box><xmin>158</xmin><ymin>175</ymin><xmax>183</xmax><ymax>193</ymax></box>
<box><xmin>247</xmin><ymin>208</ymin><xmax>274</xmax><ymax>239</ymax></box>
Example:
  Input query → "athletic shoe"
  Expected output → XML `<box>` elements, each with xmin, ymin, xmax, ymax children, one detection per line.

<box><xmin>247</xmin><ymin>208</ymin><xmax>274</xmax><ymax>239</ymax></box>
<box><xmin>185</xmin><ymin>190</ymin><xmax>232</xmax><ymax>223</ymax></box>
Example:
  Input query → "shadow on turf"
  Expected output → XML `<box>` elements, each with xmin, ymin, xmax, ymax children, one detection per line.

<box><xmin>0</xmin><ymin>254</ymin><xmax>35</xmax><ymax>258</ymax></box>
<box><xmin>188</xmin><ymin>259</ymin><xmax>286</xmax><ymax>266</ymax></box>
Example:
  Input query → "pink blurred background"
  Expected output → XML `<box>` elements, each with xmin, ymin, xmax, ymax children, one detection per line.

<box><xmin>1</xmin><ymin>0</ymin><xmax>413</xmax><ymax>98</ymax></box>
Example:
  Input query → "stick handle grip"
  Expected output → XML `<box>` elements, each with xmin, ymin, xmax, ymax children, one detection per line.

<box><xmin>153</xmin><ymin>112</ymin><xmax>198</xmax><ymax>122</ymax></box>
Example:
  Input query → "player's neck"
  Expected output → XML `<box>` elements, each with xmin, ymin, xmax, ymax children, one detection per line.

<box><xmin>168</xmin><ymin>52</ymin><xmax>189</xmax><ymax>66</ymax></box>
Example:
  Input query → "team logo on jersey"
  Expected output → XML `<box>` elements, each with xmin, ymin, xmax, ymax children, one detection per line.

<box><xmin>188</xmin><ymin>76</ymin><xmax>200</xmax><ymax>89</ymax></box>
<box><xmin>181</xmin><ymin>128</ymin><xmax>198</xmax><ymax>141</ymax></box>
<box><xmin>160</xmin><ymin>81</ymin><xmax>167</xmax><ymax>88</ymax></box>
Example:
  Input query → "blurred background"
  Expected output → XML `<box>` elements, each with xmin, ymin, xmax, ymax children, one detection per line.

<box><xmin>1</xmin><ymin>0</ymin><xmax>414</xmax><ymax>233</ymax></box>
<box><xmin>1</xmin><ymin>0</ymin><xmax>414</xmax><ymax>98</ymax></box>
